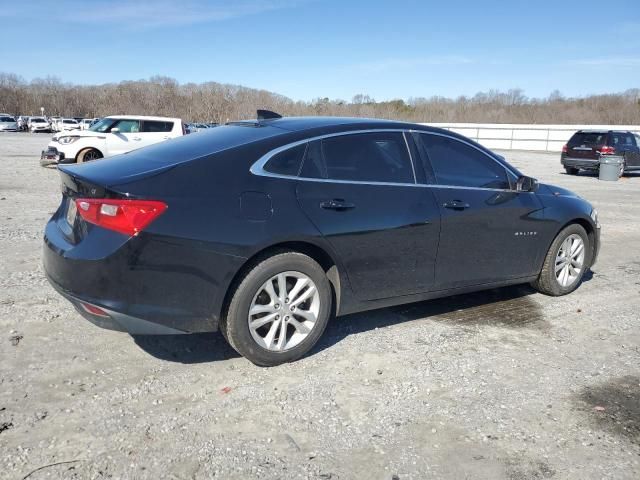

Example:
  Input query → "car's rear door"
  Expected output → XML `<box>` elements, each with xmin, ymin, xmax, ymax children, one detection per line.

<box><xmin>140</xmin><ymin>120</ymin><xmax>176</xmax><ymax>147</ymax></box>
<box><xmin>295</xmin><ymin>131</ymin><xmax>441</xmax><ymax>300</ymax></box>
<box><xmin>414</xmin><ymin>132</ymin><xmax>545</xmax><ymax>290</ymax></box>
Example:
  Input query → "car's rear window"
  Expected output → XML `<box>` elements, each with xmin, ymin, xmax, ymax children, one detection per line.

<box><xmin>142</xmin><ymin>121</ymin><xmax>174</xmax><ymax>133</ymax></box>
<box><xmin>568</xmin><ymin>132</ymin><xmax>607</xmax><ymax>146</ymax></box>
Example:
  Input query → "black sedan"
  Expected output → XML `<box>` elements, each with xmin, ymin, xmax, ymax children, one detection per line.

<box><xmin>44</xmin><ymin>113</ymin><xmax>601</xmax><ymax>366</ymax></box>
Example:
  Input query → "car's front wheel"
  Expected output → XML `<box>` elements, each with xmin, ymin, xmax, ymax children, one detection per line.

<box><xmin>532</xmin><ymin>223</ymin><xmax>590</xmax><ymax>296</ymax></box>
<box><xmin>77</xmin><ymin>148</ymin><xmax>103</xmax><ymax>163</ymax></box>
<box><xmin>222</xmin><ymin>252</ymin><xmax>332</xmax><ymax>366</ymax></box>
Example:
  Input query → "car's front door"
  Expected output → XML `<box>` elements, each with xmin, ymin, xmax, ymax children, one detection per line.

<box><xmin>414</xmin><ymin>133</ymin><xmax>545</xmax><ymax>290</ymax></box>
<box><xmin>106</xmin><ymin>119</ymin><xmax>143</xmax><ymax>156</ymax></box>
<box><xmin>296</xmin><ymin>132</ymin><xmax>441</xmax><ymax>300</ymax></box>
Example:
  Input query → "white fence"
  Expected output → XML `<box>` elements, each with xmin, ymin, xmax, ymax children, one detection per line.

<box><xmin>421</xmin><ymin>123</ymin><xmax>640</xmax><ymax>152</ymax></box>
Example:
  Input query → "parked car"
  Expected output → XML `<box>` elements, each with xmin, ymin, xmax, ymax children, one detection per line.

<box><xmin>43</xmin><ymin>113</ymin><xmax>601</xmax><ymax>365</ymax></box>
<box><xmin>192</xmin><ymin>123</ymin><xmax>210</xmax><ymax>132</ymax></box>
<box><xmin>561</xmin><ymin>130</ymin><xmax>640</xmax><ymax>176</ymax></box>
<box><xmin>40</xmin><ymin>115</ymin><xmax>184</xmax><ymax>165</ymax></box>
<box><xmin>79</xmin><ymin>118</ymin><xmax>95</xmax><ymax>130</ymax></box>
<box><xmin>48</xmin><ymin>116</ymin><xmax>63</xmax><ymax>131</ymax></box>
<box><xmin>58</xmin><ymin>118</ymin><xmax>81</xmax><ymax>131</ymax></box>
<box><xmin>0</xmin><ymin>115</ymin><xmax>18</xmax><ymax>132</ymax></box>
<box><xmin>28</xmin><ymin>117</ymin><xmax>51</xmax><ymax>132</ymax></box>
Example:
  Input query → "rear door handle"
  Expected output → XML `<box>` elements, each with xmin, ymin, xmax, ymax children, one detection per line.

<box><xmin>320</xmin><ymin>199</ymin><xmax>355</xmax><ymax>211</ymax></box>
<box><xmin>443</xmin><ymin>200</ymin><xmax>470</xmax><ymax>210</ymax></box>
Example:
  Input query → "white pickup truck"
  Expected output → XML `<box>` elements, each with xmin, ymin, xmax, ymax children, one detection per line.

<box><xmin>41</xmin><ymin>115</ymin><xmax>185</xmax><ymax>165</ymax></box>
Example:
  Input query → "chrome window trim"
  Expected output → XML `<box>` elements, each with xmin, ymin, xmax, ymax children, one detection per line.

<box><xmin>409</xmin><ymin>129</ymin><xmax>520</xmax><ymax>180</ymax></box>
<box><xmin>250</xmin><ymin>128</ymin><xmax>527</xmax><ymax>193</ymax></box>
<box><xmin>251</xmin><ymin>129</ymin><xmax>418</xmax><ymax>186</ymax></box>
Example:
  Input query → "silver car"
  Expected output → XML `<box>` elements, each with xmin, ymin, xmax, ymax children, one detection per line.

<box><xmin>0</xmin><ymin>116</ymin><xmax>18</xmax><ymax>132</ymax></box>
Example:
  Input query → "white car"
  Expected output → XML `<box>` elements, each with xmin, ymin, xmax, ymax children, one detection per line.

<box><xmin>79</xmin><ymin>118</ymin><xmax>95</xmax><ymax>130</ymax></box>
<box><xmin>48</xmin><ymin>117</ymin><xmax>63</xmax><ymax>131</ymax></box>
<box><xmin>41</xmin><ymin>115</ymin><xmax>184</xmax><ymax>165</ymax></box>
<box><xmin>58</xmin><ymin>118</ymin><xmax>81</xmax><ymax>131</ymax></box>
<box><xmin>28</xmin><ymin>117</ymin><xmax>51</xmax><ymax>132</ymax></box>
<box><xmin>0</xmin><ymin>115</ymin><xmax>18</xmax><ymax>132</ymax></box>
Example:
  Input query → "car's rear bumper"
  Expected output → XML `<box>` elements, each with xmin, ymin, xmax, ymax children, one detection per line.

<box><xmin>561</xmin><ymin>155</ymin><xmax>600</xmax><ymax>170</ymax></box>
<box><xmin>46</xmin><ymin>274</ymin><xmax>188</xmax><ymax>334</ymax></box>
<box><xmin>43</xmin><ymin>213</ymin><xmax>245</xmax><ymax>335</ymax></box>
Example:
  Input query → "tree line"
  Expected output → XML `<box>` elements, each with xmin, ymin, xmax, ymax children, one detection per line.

<box><xmin>1</xmin><ymin>72</ymin><xmax>638</xmax><ymax>125</ymax></box>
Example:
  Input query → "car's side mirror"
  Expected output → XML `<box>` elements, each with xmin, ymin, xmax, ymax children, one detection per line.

<box><xmin>110</xmin><ymin>127</ymin><xmax>120</xmax><ymax>133</ymax></box>
<box><xmin>516</xmin><ymin>175</ymin><xmax>539</xmax><ymax>192</ymax></box>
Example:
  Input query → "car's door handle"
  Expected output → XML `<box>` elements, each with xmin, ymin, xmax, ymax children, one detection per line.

<box><xmin>443</xmin><ymin>200</ymin><xmax>470</xmax><ymax>210</ymax></box>
<box><xmin>132</xmin><ymin>137</ymin><xmax>142</xmax><ymax>141</ymax></box>
<box><xmin>320</xmin><ymin>199</ymin><xmax>355</xmax><ymax>211</ymax></box>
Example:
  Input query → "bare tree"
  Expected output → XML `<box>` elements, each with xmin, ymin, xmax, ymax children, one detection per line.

<box><xmin>1</xmin><ymin>71</ymin><xmax>638</xmax><ymax>124</ymax></box>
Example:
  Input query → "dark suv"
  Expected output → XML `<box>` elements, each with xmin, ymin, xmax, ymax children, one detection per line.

<box><xmin>561</xmin><ymin>130</ymin><xmax>640</xmax><ymax>176</ymax></box>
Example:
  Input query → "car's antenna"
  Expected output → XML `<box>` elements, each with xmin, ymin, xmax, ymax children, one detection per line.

<box><xmin>257</xmin><ymin>109</ymin><xmax>282</xmax><ymax>121</ymax></box>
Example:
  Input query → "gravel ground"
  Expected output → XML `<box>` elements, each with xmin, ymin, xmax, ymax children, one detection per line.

<box><xmin>0</xmin><ymin>132</ymin><xmax>638</xmax><ymax>480</ymax></box>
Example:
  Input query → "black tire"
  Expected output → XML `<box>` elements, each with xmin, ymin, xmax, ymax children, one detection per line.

<box><xmin>222</xmin><ymin>252</ymin><xmax>332</xmax><ymax>366</ymax></box>
<box><xmin>564</xmin><ymin>167</ymin><xmax>579</xmax><ymax>175</ymax></box>
<box><xmin>77</xmin><ymin>148</ymin><xmax>103</xmax><ymax>163</ymax></box>
<box><xmin>532</xmin><ymin>223</ymin><xmax>590</xmax><ymax>296</ymax></box>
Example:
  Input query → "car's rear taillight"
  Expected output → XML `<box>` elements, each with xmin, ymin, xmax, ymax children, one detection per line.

<box><xmin>75</xmin><ymin>198</ymin><xmax>167</xmax><ymax>236</ymax></box>
<box><xmin>600</xmin><ymin>145</ymin><xmax>616</xmax><ymax>155</ymax></box>
<box><xmin>562</xmin><ymin>144</ymin><xmax>568</xmax><ymax>153</ymax></box>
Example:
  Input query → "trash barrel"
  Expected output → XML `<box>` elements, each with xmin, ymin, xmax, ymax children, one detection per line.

<box><xmin>599</xmin><ymin>155</ymin><xmax>623</xmax><ymax>181</ymax></box>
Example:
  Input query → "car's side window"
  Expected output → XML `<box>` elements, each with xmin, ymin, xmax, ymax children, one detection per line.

<box><xmin>299</xmin><ymin>132</ymin><xmax>413</xmax><ymax>183</ymax></box>
<box><xmin>264</xmin><ymin>143</ymin><xmax>307</xmax><ymax>176</ymax></box>
<box><xmin>142</xmin><ymin>121</ymin><xmax>174</xmax><ymax>133</ymax></box>
<box><xmin>419</xmin><ymin>134</ymin><xmax>511</xmax><ymax>189</ymax></box>
<box><xmin>112</xmin><ymin>120</ymin><xmax>140</xmax><ymax>133</ymax></box>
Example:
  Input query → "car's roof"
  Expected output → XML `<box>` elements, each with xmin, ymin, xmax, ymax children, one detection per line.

<box><xmin>232</xmin><ymin>116</ymin><xmax>416</xmax><ymax>132</ymax></box>
<box><xmin>105</xmin><ymin>115</ymin><xmax>181</xmax><ymax>122</ymax></box>
<box><xmin>577</xmin><ymin>129</ymin><xmax>632</xmax><ymax>134</ymax></box>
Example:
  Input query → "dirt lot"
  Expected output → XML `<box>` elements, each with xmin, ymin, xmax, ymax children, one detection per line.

<box><xmin>0</xmin><ymin>132</ymin><xmax>639</xmax><ymax>480</ymax></box>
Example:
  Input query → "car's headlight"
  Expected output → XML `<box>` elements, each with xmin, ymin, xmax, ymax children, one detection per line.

<box><xmin>590</xmin><ymin>208</ymin><xmax>600</xmax><ymax>227</ymax></box>
<box><xmin>58</xmin><ymin>136</ymin><xmax>80</xmax><ymax>145</ymax></box>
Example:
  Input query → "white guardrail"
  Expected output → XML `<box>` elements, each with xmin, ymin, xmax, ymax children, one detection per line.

<box><xmin>421</xmin><ymin>123</ymin><xmax>640</xmax><ymax>152</ymax></box>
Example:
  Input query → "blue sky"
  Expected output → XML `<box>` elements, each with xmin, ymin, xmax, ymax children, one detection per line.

<box><xmin>1</xmin><ymin>0</ymin><xmax>639</xmax><ymax>101</ymax></box>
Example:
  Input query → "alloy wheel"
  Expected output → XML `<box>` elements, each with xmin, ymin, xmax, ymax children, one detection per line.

<box><xmin>248</xmin><ymin>271</ymin><xmax>320</xmax><ymax>351</ymax></box>
<box><xmin>554</xmin><ymin>234</ymin><xmax>585</xmax><ymax>287</ymax></box>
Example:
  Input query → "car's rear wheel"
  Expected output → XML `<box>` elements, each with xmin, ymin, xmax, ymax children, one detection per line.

<box><xmin>564</xmin><ymin>167</ymin><xmax>579</xmax><ymax>175</ymax></box>
<box><xmin>77</xmin><ymin>148</ymin><xmax>103</xmax><ymax>163</ymax></box>
<box><xmin>532</xmin><ymin>223</ymin><xmax>589</xmax><ymax>296</ymax></box>
<box><xmin>222</xmin><ymin>252</ymin><xmax>332</xmax><ymax>366</ymax></box>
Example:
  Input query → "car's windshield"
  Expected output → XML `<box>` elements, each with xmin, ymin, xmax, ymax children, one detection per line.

<box><xmin>32</xmin><ymin>118</ymin><xmax>45</xmax><ymax>122</ymax></box>
<box><xmin>63</xmin><ymin>120</ymin><xmax>76</xmax><ymax>124</ymax></box>
<box><xmin>0</xmin><ymin>116</ymin><xmax>15</xmax><ymax>122</ymax></box>
<box><xmin>89</xmin><ymin>118</ymin><xmax>116</xmax><ymax>132</ymax></box>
